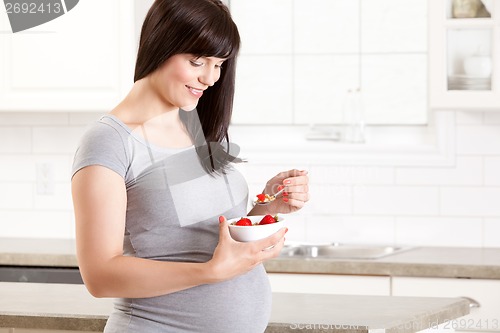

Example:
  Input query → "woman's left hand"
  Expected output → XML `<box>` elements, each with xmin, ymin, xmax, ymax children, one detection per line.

<box><xmin>257</xmin><ymin>169</ymin><xmax>309</xmax><ymax>215</ymax></box>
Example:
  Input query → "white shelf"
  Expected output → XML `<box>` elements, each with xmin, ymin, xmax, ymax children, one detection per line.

<box><xmin>429</xmin><ymin>0</ymin><xmax>500</xmax><ymax>111</ymax></box>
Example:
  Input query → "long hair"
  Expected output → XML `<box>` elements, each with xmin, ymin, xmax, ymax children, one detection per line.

<box><xmin>135</xmin><ymin>0</ymin><xmax>242</xmax><ymax>174</ymax></box>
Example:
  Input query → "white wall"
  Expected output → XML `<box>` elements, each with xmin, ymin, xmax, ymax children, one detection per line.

<box><xmin>0</xmin><ymin>110</ymin><xmax>499</xmax><ymax>248</ymax></box>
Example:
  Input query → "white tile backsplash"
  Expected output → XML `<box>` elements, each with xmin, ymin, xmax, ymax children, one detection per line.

<box><xmin>441</xmin><ymin>187</ymin><xmax>500</xmax><ymax>217</ymax></box>
<box><xmin>308</xmin><ymin>184</ymin><xmax>352</xmax><ymax>215</ymax></box>
<box><xmin>280</xmin><ymin>212</ymin><xmax>307</xmax><ymax>243</ymax></box>
<box><xmin>0</xmin><ymin>183</ymin><xmax>33</xmax><ymax>209</ymax></box>
<box><xmin>353</xmin><ymin>186</ymin><xmax>439</xmax><ymax>216</ymax></box>
<box><xmin>1</xmin><ymin>111</ymin><xmax>499</xmax><ymax>246</ymax></box>
<box><xmin>484</xmin><ymin>218</ymin><xmax>500</xmax><ymax>247</ymax></box>
<box><xmin>0</xmin><ymin>211</ymin><xmax>73</xmax><ymax>238</ymax></box>
<box><xmin>483</xmin><ymin>112</ymin><xmax>500</xmax><ymax>124</ymax></box>
<box><xmin>34</xmin><ymin>183</ymin><xmax>73</xmax><ymax>211</ymax></box>
<box><xmin>0</xmin><ymin>155</ymin><xmax>36</xmax><ymax>182</ymax></box>
<box><xmin>309</xmin><ymin>165</ymin><xmax>395</xmax><ymax>185</ymax></box>
<box><xmin>395</xmin><ymin>217</ymin><xmax>482</xmax><ymax>247</ymax></box>
<box><xmin>306</xmin><ymin>215</ymin><xmax>395</xmax><ymax>245</ymax></box>
<box><xmin>0</xmin><ymin>155</ymin><xmax>72</xmax><ymax>182</ymax></box>
<box><xmin>0</xmin><ymin>112</ymin><xmax>68</xmax><ymax>125</ymax></box>
<box><xmin>484</xmin><ymin>157</ymin><xmax>500</xmax><ymax>185</ymax></box>
<box><xmin>0</xmin><ymin>127</ymin><xmax>31</xmax><ymax>153</ymax></box>
<box><xmin>68</xmin><ymin>112</ymin><xmax>103</xmax><ymax>125</ymax></box>
<box><xmin>457</xmin><ymin>124</ymin><xmax>500</xmax><ymax>155</ymax></box>
<box><xmin>32</xmin><ymin>126</ymin><xmax>87</xmax><ymax>153</ymax></box>
<box><xmin>396</xmin><ymin>156</ymin><xmax>482</xmax><ymax>186</ymax></box>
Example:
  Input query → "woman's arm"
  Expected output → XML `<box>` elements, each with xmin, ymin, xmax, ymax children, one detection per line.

<box><xmin>72</xmin><ymin>165</ymin><xmax>286</xmax><ymax>298</ymax></box>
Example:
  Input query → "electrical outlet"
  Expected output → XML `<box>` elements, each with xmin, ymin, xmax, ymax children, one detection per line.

<box><xmin>36</xmin><ymin>163</ymin><xmax>55</xmax><ymax>195</ymax></box>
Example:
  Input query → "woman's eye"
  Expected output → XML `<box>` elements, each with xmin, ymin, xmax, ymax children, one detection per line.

<box><xmin>189</xmin><ymin>60</ymin><xmax>203</xmax><ymax>67</ymax></box>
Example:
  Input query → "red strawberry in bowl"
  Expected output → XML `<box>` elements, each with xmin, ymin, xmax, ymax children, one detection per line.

<box><xmin>256</xmin><ymin>194</ymin><xmax>266</xmax><ymax>202</ymax></box>
<box><xmin>259</xmin><ymin>214</ymin><xmax>279</xmax><ymax>225</ymax></box>
<box><xmin>235</xmin><ymin>217</ymin><xmax>253</xmax><ymax>226</ymax></box>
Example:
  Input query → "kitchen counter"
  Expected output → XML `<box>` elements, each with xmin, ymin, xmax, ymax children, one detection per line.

<box><xmin>265</xmin><ymin>247</ymin><xmax>500</xmax><ymax>279</ymax></box>
<box><xmin>0</xmin><ymin>238</ymin><xmax>77</xmax><ymax>267</ymax></box>
<box><xmin>1</xmin><ymin>238</ymin><xmax>500</xmax><ymax>279</ymax></box>
<box><xmin>0</xmin><ymin>282</ymin><xmax>469</xmax><ymax>333</ymax></box>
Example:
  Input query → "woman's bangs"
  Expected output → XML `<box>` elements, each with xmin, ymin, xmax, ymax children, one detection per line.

<box><xmin>187</xmin><ymin>18</ymin><xmax>240</xmax><ymax>59</ymax></box>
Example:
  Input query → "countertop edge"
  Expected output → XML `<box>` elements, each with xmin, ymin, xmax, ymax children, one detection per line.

<box><xmin>0</xmin><ymin>253</ymin><xmax>78</xmax><ymax>267</ymax></box>
<box><xmin>384</xmin><ymin>298</ymin><xmax>470</xmax><ymax>333</ymax></box>
<box><xmin>0</xmin><ymin>314</ymin><xmax>107</xmax><ymax>331</ymax></box>
<box><xmin>264</xmin><ymin>259</ymin><xmax>500</xmax><ymax>280</ymax></box>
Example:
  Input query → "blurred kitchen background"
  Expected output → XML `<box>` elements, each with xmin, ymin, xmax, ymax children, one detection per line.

<box><xmin>0</xmin><ymin>0</ymin><xmax>499</xmax><ymax>248</ymax></box>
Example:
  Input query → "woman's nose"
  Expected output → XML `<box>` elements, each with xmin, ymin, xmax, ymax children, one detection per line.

<box><xmin>199</xmin><ymin>68</ymin><xmax>218</xmax><ymax>87</ymax></box>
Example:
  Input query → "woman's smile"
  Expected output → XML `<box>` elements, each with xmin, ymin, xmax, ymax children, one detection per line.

<box><xmin>186</xmin><ymin>85</ymin><xmax>205</xmax><ymax>98</ymax></box>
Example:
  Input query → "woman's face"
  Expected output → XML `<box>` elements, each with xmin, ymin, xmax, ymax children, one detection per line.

<box><xmin>150</xmin><ymin>54</ymin><xmax>226</xmax><ymax>111</ymax></box>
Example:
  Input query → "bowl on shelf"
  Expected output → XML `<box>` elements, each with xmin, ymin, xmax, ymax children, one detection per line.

<box><xmin>227</xmin><ymin>215</ymin><xmax>285</xmax><ymax>242</ymax></box>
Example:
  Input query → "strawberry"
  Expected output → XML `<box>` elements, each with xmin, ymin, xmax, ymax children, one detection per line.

<box><xmin>235</xmin><ymin>217</ymin><xmax>252</xmax><ymax>226</ymax></box>
<box><xmin>259</xmin><ymin>214</ymin><xmax>279</xmax><ymax>225</ymax></box>
<box><xmin>256</xmin><ymin>194</ymin><xmax>266</xmax><ymax>202</ymax></box>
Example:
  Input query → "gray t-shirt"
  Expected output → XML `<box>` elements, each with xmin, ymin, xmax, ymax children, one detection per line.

<box><xmin>72</xmin><ymin>115</ymin><xmax>271</xmax><ymax>333</ymax></box>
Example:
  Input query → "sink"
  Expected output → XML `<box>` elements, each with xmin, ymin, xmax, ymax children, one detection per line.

<box><xmin>279</xmin><ymin>243</ymin><xmax>414</xmax><ymax>260</ymax></box>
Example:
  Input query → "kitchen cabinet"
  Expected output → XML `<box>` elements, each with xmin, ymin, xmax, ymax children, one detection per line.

<box><xmin>392</xmin><ymin>277</ymin><xmax>500</xmax><ymax>333</ymax></box>
<box><xmin>429</xmin><ymin>0</ymin><xmax>500</xmax><ymax>110</ymax></box>
<box><xmin>268</xmin><ymin>273</ymin><xmax>390</xmax><ymax>296</ymax></box>
<box><xmin>230</xmin><ymin>0</ymin><xmax>428</xmax><ymax>125</ymax></box>
<box><xmin>0</xmin><ymin>0</ymin><xmax>135</xmax><ymax>112</ymax></box>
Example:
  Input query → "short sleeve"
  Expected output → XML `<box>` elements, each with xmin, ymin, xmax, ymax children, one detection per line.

<box><xmin>71</xmin><ymin>122</ymin><xmax>129</xmax><ymax>179</ymax></box>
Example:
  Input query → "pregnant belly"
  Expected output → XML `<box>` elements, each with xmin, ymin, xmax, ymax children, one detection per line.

<box><xmin>107</xmin><ymin>265</ymin><xmax>272</xmax><ymax>333</ymax></box>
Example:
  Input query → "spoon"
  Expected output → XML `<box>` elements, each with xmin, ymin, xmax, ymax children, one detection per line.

<box><xmin>254</xmin><ymin>187</ymin><xmax>286</xmax><ymax>205</ymax></box>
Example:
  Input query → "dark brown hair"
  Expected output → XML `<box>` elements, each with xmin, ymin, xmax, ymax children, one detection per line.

<box><xmin>135</xmin><ymin>0</ymin><xmax>242</xmax><ymax>174</ymax></box>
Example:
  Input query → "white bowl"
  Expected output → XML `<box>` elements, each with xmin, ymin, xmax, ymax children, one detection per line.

<box><xmin>227</xmin><ymin>215</ymin><xmax>285</xmax><ymax>242</ymax></box>
<box><xmin>464</xmin><ymin>55</ymin><xmax>492</xmax><ymax>78</ymax></box>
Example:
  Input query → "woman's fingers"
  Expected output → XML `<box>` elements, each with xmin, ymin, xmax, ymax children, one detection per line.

<box><xmin>283</xmin><ymin>174</ymin><xmax>309</xmax><ymax>186</ymax></box>
<box><xmin>210</xmin><ymin>221</ymin><xmax>287</xmax><ymax>281</ymax></box>
<box><xmin>218</xmin><ymin>215</ymin><xmax>231</xmax><ymax>241</ymax></box>
<box><xmin>259</xmin><ymin>236</ymin><xmax>286</xmax><ymax>261</ymax></box>
<box><xmin>276</xmin><ymin>169</ymin><xmax>308</xmax><ymax>179</ymax></box>
<box><xmin>254</xmin><ymin>227</ymin><xmax>287</xmax><ymax>249</ymax></box>
<box><xmin>282</xmin><ymin>196</ymin><xmax>307</xmax><ymax>209</ymax></box>
<box><xmin>283</xmin><ymin>184</ymin><xmax>309</xmax><ymax>194</ymax></box>
<box><xmin>255</xmin><ymin>228</ymin><xmax>287</xmax><ymax>259</ymax></box>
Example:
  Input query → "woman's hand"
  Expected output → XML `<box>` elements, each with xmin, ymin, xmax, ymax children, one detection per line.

<box><xmin>255</xmin><ymin>169</ymin><xmax>310</xmax><ymax>215</ymax></box>
<box><xmin>207</xmin><ymin>216</ymin><xmax>287</xmax><ymax>283</ymax></box>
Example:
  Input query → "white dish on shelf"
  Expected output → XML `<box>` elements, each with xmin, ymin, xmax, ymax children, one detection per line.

<box><xmin>449</xmin><ymin>74</ymin><xmax>490</xmax><ymax>80</ymax></box>
<box><xmin>448</xmin><ymin>74</ymin><xmax>491</xmax><ymax>90</ymax></box>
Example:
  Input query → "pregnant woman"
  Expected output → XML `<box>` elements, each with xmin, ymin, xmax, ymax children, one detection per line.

<box><xmin>71</xmin><ymin>0</ymin><xmax>309</xmax><ymax>332</ymax></box>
